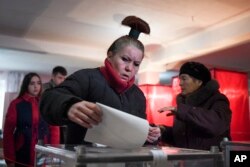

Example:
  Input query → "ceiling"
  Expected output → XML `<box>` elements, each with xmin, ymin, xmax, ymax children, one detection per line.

<box><xmin>0</xmin><ymin>0</ymin><xmax>250</xmax><ymax>82</ymax></box>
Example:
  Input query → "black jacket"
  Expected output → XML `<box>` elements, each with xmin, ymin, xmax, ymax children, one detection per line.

<box><xmin>161</xmin><ymin>80</ymin><xmax>232</xmax><ymax>150</ymax></box>
<box><xmin>40</xmin><ymin>68</ymin><xmax>146</xmax><ymax>144</ymax></box>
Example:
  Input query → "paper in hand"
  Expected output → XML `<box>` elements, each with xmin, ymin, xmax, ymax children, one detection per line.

<box><xmin>84</xmin><ymin>103</ymin><xmax>149</xmax><ymax>149</ymax></box>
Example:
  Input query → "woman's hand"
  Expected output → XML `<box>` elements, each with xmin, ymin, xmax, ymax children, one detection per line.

<box><xmin>67</xmin><ymin>101</ymin><xmax>102</xmax><ymax>128</ymax></box>
<box><xmin>147</xmin><ymin>126</ymin><xmax>161</xmax><ymax>143</ymax></box>
<box><xmin>158</xmin><ymin>106</ymin><xmax>177</xmax><ymax>116</ymax></box>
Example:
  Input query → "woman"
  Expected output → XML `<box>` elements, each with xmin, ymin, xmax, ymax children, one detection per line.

<box><xmin>3</xmin><ymin>73</ymin><xmax>59</xmax><ymax>167</ymax></box>
<box><xmin>40</xmin><ymin>16</ymin><xmax>161</xmax><ymax>145</ymax></box>
<box><xmin>158</xmin><ymin>61</ymin><xmax>232</xmax><ymax>150</ymax></box>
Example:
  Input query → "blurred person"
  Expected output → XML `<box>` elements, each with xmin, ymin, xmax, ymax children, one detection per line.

<box><xmin>3</xmin><ymin>72</ymin><xmax>59</xmax><ymax>167</ymax></box>
<box><xmin>43</xmin><ymin>66</ymin><xmax>67</xmax><ymax>144</ymax></box>
<box><xmin>42</xmin><ymin>66</ymin><xmax>67</xmax><ymax>91</ymax></box>
<box><xmin>40</xmin><ymin>16</ymin><xmax>161</xmax><ymax>146</ymax></box>
<box><xmin>158</xmin><ymin>61</ymin><xmax>232</xmax><ymax>150</ymax></box>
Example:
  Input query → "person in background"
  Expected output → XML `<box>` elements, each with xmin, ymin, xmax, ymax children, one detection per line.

<box><xmin>158</xmin><ymin>61</ymin><xmax>232</xmax><ymax>150</ymax></box>
<box><xmin>43</xmin><ymin>65</ymin><xmax>67</xmax><ymax>144</ymax></box>
<box><xmin>3</xmin><ymin>72</ymin><xmax>59</xmax><ymax>167</ymax></box>
<box><xmin>42</xmin><ymin>66</ymin><xmax>67</xmax><ymax>91</ymax></box>
<box><xmin>39</xmin><ymin>16</ymin><xmax>161</xmax><ymax>146</ymax></box>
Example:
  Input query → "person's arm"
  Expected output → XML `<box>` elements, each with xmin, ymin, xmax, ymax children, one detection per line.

<box><xmin>67</xmin><ymin>100</ymin><xmax>102</xmax><ymax>128</ymax></box>
<box><xmin>176</xmin><ymin>95</ymin><xmax>231</xmax><ymax>137</ymax></box>
<box><xmin>157</xmin><ymin>107</ymin><xmax>176</xmax><ymax>145</ymax></box>
<box><xmin>158</xmin><ymin>125</ymin><xmax>175</xmax><ymax>145</ymax></box>
<box><xmin>40</xmin><ymin>70</ymin><xmax>103</xmax><ymax>128</ymax></box>
<box><xmin>3</xmin><ymin>101</ymin><xmax>17</xmax><ymax>165</ymax></box>
<box><xmin>40</xmin><ymin>70</ymin><xmax>88</xmax><ymax>125</ymax></box>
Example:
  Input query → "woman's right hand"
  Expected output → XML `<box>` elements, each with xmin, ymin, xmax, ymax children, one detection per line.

<box><xmin>67</xmin><ymin>101</ymin><xmax>103</xmax><ymax>128</ymax></box>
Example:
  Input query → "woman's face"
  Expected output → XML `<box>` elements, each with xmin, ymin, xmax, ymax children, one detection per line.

<box><xmin>28</xmin><ymin>76</ymin><xmax>42</xmax><ymax>97</ymax></box>
<box><xmin>108</xmin><ymin>45</ymin><xmax>143</xmax><ymax>82</ymax></box>
<box><xmin>179</xmin><ymin>74</ymin><xmax>202</xmax><ymax>96</ymax></box>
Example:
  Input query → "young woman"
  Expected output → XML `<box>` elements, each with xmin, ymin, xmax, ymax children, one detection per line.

<box><xmin>3</xmin><ymin>72</ymin><xmax>59</xmax><ymax>167</ymax></box>
<box><xmin>39</xmin><ymin>16</ymin><xmax>161</xmax><ymax>145</ymax></box>
<box><xmin>158</xmin><ymin>62</ymin><xmax>232</xmax><ymax>150</ymax></box>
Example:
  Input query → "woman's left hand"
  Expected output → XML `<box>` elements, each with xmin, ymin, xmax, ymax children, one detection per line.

<box><xmin>146</xmin><ymin>126</ymin><xmax>161</xmax><ymax>143</ymax></box>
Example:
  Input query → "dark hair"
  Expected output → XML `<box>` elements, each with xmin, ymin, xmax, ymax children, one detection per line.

<box><xmin>107</xmin><ymin>35</ymin><xmax>145</xmax><ymax>56</ymax></box>
<box><xmin>18</xmin><ymin>72</ymin><xmax>42</xmax><ymax>98</ymax></box>
<box><xmin>52</xmin><ymin>66</ymin><xmax>67</xmax><ymax>76</ymax></box>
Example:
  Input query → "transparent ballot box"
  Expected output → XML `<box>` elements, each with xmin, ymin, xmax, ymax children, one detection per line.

<box><xmin>35</xmin><ymin>144</ymin><xmax>223</xmax><ymax>167</ymax></box>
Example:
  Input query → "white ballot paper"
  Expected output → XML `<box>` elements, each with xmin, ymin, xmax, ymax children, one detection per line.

<box><xmin>84</xmin><ymin>103</ymin><xmax>149</xmax><ymax>149</ymax></box>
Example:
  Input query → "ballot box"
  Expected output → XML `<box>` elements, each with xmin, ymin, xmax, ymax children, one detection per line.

<box><xmin>35</xmin><ymin>144</ymin><xmax>223</xmax><ymax>167</ymax></box>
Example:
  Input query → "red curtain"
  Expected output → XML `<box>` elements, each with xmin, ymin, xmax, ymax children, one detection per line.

<box><xmin>139</xmin><ymin>84</ymin><xmax>174</xmax><ymax>126</ymax></box>
<box><xmin>211</xmin><ymin>69</ymin><xmax>250</xmax><ymax>141</ymax></box>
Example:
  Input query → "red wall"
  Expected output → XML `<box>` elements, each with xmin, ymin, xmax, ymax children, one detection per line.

<box><xmin>139</xmin><ymin>84</ymin><xmax>174</xmax><ymax>126</ymax></box>
<box><xmin>211</xmin><ymin>69</ymin><xmax>250</xmax><ymax>141</ymax></box>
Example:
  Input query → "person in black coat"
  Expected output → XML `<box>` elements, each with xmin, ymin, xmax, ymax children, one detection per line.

<box><xmin>39</xmin><ymin>16</ymin><xmax>161</xmax><ymax>145</ymax></box>
<box><xmin>43</xmin><ymin>66</ymin><xmax>68</xmax><ymax>144</ymax></box>
<box><xmin>158</xmin><ymin>61</ymin><xmax>232</xmax><ymax>150</ymax></box>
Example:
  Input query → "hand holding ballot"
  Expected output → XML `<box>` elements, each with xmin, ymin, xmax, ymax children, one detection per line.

<box><xmin>147</xmin><ymin>126</ymin><xmax>161</xmax><ymax>143</ymax></box>
<box><xmin>66</xmin><ymin>101</ymin><xmax>161</xmax><ymax>148</ymax></box>
<box><xmin>85</xmin><ymin>103</ymin><xmax>150</xmax><ymax>149</ymax></box>
<box><xmin>67</xmin><ymin>100</ymin><xmax>103</xmax><ymax>128</ymax></box>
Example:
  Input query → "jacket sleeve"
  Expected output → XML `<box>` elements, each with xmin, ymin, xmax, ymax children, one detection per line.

<box><xmin>3</xmin><ymin>100</ymin><xmax>17</xmax><ymax>164</ymax></box>
<box><xmin>159</xmin><ymin>125</ymin><xmax>175</xmax><ymax>146</ymax></box>
<box><xmin>39</xmin><ymin>70</ymin><xmax>89</xmax><ymax>125</ymax></box>
<box><xmin>176</xmin><ymin>95</ymin><xmax>232</xmax><ymax>137</ymax></box>
<box><xmin>136</xmin><ymin>87</ymin><xmax>147</xmax><ymax>119</ymax></box>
